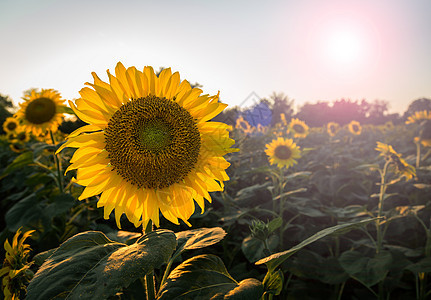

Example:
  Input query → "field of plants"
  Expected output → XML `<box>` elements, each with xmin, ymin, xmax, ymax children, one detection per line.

<box><xmin>1</xmin><ymin>70</ymin><xmax>431</xmax><ymax>300</ymax></box>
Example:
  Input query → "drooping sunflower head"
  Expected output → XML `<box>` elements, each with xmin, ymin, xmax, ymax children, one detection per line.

<box><xmin>15</xmin><ymin>89</ymin><xmax>66</xmax><ymax>136</ymax></box>
<box><xmin>3</xmin><ymin>117</ymin><xmax>20</xmax><ymax>133</ymax></box>
<box><xmin>265</xmin><ymin>137</ymin><xmax>301</xmax><ymax>169</ymax></box>
<box><xmin>375</xmin><ymin>142</ymin><xmax>416</xmax><ymax>180</ymax></box>
<box><xmin>327</xmin><ymin>122</ymin><xmax>340</xmax><ymax>137</ymax></box>
<box><xmin>406</xmin><ymin>110</ymin><xmax>431</xmax><ymax>124</ymax></box>
<box><xmin>0</xmin><ymin>228</ymin><xmax>35</xmax><ymax>300</ymax></box>
<box><xmin>57</xmin><ymin>62</ymin><xmax>237</xmax><ymax>229</ymax></box>
<box><xmin>348</xmin><ymin>120</ymin><xmax>362</xmax><ymax>135</ymax></box>
<box><xmin>288</xmin><ymin>118</ymin><xmax>309</xmax><ymax>138</ymax></box>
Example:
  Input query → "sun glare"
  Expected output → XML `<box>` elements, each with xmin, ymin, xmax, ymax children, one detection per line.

<box><xmin>325</xmin><ymin>28</ymin><xmax>364</xmax><ymax>66</ymax></box>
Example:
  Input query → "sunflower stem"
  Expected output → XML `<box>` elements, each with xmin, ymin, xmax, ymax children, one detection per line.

<box><xmin>144</xmin><ymin>220</ymin><xmax>156</xmax><ymax>300</ymax></box>
<box><xmin>50</xmin><ymin>130</ymin><xmax>64</xmax><ymax>194</ymax></box>
<box><xmin>416</xmin><ymin>140</ymin><xmax>421</xmax><ymax>168</ymax></box>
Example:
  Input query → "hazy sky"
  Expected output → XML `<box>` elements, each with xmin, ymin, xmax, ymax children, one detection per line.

<box><xmin>1</xmin><ymin>0</ymin><xmax>430</xmax><ymax>114</ymax></box>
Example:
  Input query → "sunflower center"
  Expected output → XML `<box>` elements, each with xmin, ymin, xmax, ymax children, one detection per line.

<box><xmin>17</xmin><ymin>132</ymin><xmax>26</xmax><ymax>141</ymax></box>
<box><xmin>292</xmin><ymin>124</ymin><xmax>305</xmax><ymax>133</ymax></box>
<box><xmin>353</xmin><ymin>125</ymin><xmax>359</xmax><ymax>132</ymax></box>
<box><xmin>274</xmin><ymin>145</ymin><xmax>292</xmax><ymax>160</ymax></box>
<box><xmin>7</xmin><ymin>122</ymin><xmax>17</xmax><ymax>131</ymax></box>
<box><xmin>104</xmin><ymin>95</ymin><xmax>201</xmax><ymax>189</ymax></box>
<box><xmin>25</xmin><ymin>97</ymin><xmax>57</xmax><ymax>124</ymax></box>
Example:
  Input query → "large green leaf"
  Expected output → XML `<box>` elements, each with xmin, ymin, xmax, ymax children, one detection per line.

<box><xmin>255</xmin><ymin>218</ymin><xmax>378</xmax><ymax>272</ymax></box>
<box><xmin>176</xmin><ymin>227</ymin><xmax>226</xmax><ymax>252</ymax></box>
<box><xmin>338</xmin><ymin>250</ymin><xmax>392</xmax><ymax>287</ymax></box>
<box><xmin>0</xmin><ymin>151</ymin><xmax>33</xmax><ymax>179</ymax></box>
<box><xmin>157</xmin><ymin>254</ymin><xmax>263</xmax><ymax>300</ymax></box>
<box><xmin>27</xmin><ymin>230</ymin><xmax>176</xmax><ymax>300</ymax></box>
<box><xmin>5</xmin><ymin>193</ymin><xmax>46</xmax><ymax>231</ymax></box>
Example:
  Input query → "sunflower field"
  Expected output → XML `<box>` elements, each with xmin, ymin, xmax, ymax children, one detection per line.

<box><xmin>1</xmin><ymin>64</ymin><xmax>431</xmax><ymax>300</ymax></box>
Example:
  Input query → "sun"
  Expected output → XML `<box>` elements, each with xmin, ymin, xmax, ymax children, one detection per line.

<box><xmin>324</xmin><ymin>28</ymin><xmax>364</xmax><ymax>66</ymax></box>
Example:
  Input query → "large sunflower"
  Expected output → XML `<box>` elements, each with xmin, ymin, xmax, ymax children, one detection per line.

<box><xmin>265</xmin><ymin>137</ymin><xmax>301</xmax><ymax>168</ymax></box>
<box><xmin>15</xmin><ymin>89</ymin><xmax>66</xmax><ymax>136</ymax></box>
<box><xmin>288</xmin><ymin>118</ymin><xmax>309</xmax><ymax>138</ymax></box>
<box><xmin>3</xmin><ymin>117</ymin><xmax>19</xmax><ymax>133</ymax></box>
<box><xmin>57</xmin><ymin>62</ymin><xmax>236</xmax><ymax>228</ymax></box>
<box><xmin>348</xmin><ymin>120</ymin><xmax>362</xmax><ymax>135</ymax></box>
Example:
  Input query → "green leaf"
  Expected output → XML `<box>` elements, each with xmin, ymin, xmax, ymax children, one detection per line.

<box><xmin>267</xmin><ymin>217</ymin><xmax>282</xmax><ymax>234</ymax></box>
<box><xmin>45</xmin><ymin>193</ymin><xmax>77</xmax><ymax>218</ymax></box>
<box><xmin>157</xmin><ymin>254</ymin><xmax>263</xmax><ymax>300</ymax></box>
<box><xmin>272</xmin><ymin>188</ymin><xmax>307</xmax><ymax>201</ymax></box>
<box><xmin>33</xmin><ymin>248</ymin><xmax>57</xmax><ymax>267</ymax></box>
<box><xmin>27</xmin><ymin>230</ymin><xmax>176</xmax><ymax>300</ymax></box>
<box><xmin>224</xmin><ymin>278</ymin><xmax>264</xmax><ymax>299</ymax></box>
<box><xmin>414</xmin><ymin>183</ymin><xmax>431</xmax><ymax>189</ymax></box>
<box><xmin>242</xmin><ymin>235</ymin><xmax>278</xmax><ymax>263</ymax></box>
<box><xmin>406</xmin><ymin>257</ymin><xmax>431</xmax><ymax>274</ymax></box>
<box><xmin>5</xmin><ymin>193</ymin><xmax>45</xmax><ymax>231</ymax></box>
<box><xmin>338</xmin><ymin>250</ymin><xmax>392</xmax><ymax>287</ymax></box>
<box><xmin>255</xmin><ymin>218</ymin><xmax>378</xmax><ymax>272</ymax></box>
<box><xmin>263</xmin><ymin>269</ymin><xmax>284</xmax><ymax>296</ymax></box>
<box><xmin>176</xmin><ymin>227</ymin><xmax>226</xmax><ymax>252</ymax></box>
<box><xmin>0</xmin><ymin>151</ymin><xmax>33</xmax><ymax>179</ymax></box>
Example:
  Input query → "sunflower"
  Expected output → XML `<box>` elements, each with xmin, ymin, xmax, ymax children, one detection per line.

<box><xmin>327</xmin><ymin>122</ymin><xmax>340</xmax><ymax>137</ymax></box>
<box><xmin>15</xmin><ymin>89</ymin><xmax>66</xmax><ymax>136</ymax></box>
<box><xmin>280</xmin><ymin>113</ymin><xmax>288</xmax><ymax>126</ymax></box>
<box><xmin>383</xmin><ymin>121</ymin><xmax>394</xmax><ymax>131</ymax></box>
<box><xmin>3</xmin><ymin>117</ymin><xmax>19</xmax><ymax>133</ymax></box>
<box><xmin>235</xmin><ymin>115</ymin><xmax>253</xmax><ymax>135</ymax></box>
<box><xmin>57</xmin><ymin>62</ymin><xmax>237</xmax><ymax>228</ymax></box>
<box><xmin>14</xmin><ymin>130</ymin><xmax>30</xmax><ymax>143</ymax></box>
<box><xmin>289</xmin><ymin>118</ymin><xmax>309</xmax><ymax>138</ymax></box>
<box><xmin>405</xmin><ymin>110</ymin><xmax>431</xmax><ymax>124</ymax></box>
<box><xmin>348</xmin><ymin>120</ymin><xmax>362</xmax><ymax>135</ymax></box>
<box><xmin>0</xmin><ymin>228</ymin><xmax>35</xmax><ymax>300</ymax></box>
<box><xmin>265</xmin><ymin>137</ymin><xmax>301</xmax><ymax>168</ymax></box>
<box><xmin>376</xmin><ymin>142</ymin><xmax>416</xmax><ymax>180</ymax></box>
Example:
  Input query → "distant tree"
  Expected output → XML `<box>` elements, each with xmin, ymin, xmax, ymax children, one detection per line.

<box><xmin>365</xmin><ymin>99</ymin><xmax>390</xmax><ymax>125</ymax></box>
<box><xmin>0</xmin><ymin>93</ymin><xmax>15</xmax><ymax>134</ymax></box>
<box><xmin>268</xmin><ymin>92</ymin><xmax>294</xmax><ymax>126</ymax></box>
<box><xmin>295</xmin><ymin>101</ymin><xmax>331</xmax><ymax>127</ymax></box>
<box><xmin>404</xmin><ymin>98</ymin><xmax>431</xmax><ymax>119</ymax></box>
<box><xmin>295</xmin><ymin>98</ymin><xmax>393</xmax><ymax>127</ymax></box>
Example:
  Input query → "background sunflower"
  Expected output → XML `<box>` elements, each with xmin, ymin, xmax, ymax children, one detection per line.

<box><xmin>3</xmin><ymin>117</ymin><xmax>19</xmax><ymax>133</ymax></box>
<box><xmin>265</xmin><ymin>137</ymin><xmax>301</xmax><ymax>168</ymax></box>
<box><xmin>348</xmin><ymin>120</ymin><xmax>362</xmax><ymax>135</ymax></box>
<box><xmin>289</xmin><ymin>118</ymin><xmax>309</xmax><ymax>138</ymax></box>
<box><xmin>15</xmin><ymin>89</ymin><xmax>66</xmax><ymax>136</ymax></box>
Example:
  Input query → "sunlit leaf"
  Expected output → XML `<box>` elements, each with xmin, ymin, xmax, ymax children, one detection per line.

<box><xmin>27</xmin><ymin>230</ymin><xmax>176</xmax><ymax>300</ymax></box>
<box><xmin>255</xmin><ymin>218</ymin><xmax>378</xmax><ymax>272</ymax></box>
<box><xmin>157</xmin><ymin>254</ymin><xmax>263</xmax><ymax>300</ymax></box>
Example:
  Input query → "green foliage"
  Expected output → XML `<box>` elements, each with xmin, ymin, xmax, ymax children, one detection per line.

<box><xmin>157</xmin><ymin>254</ymin><xmax>263</xmax><ymax>300</ymax></box>
<box><xmin>256</xmin><ymin>218</ymin><xmax>378</xmax><ymax>272</ymax></box>
<box><xmin>27</xmin><ymin>230</ymin><xmax>176</xmax><ymax>300</ymax></box>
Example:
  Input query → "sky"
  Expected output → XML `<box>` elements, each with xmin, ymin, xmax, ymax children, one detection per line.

<box><xmin>1</xmin><ymin>0</ymin><xmax>430</xmax><ymax>114</ymax></box>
